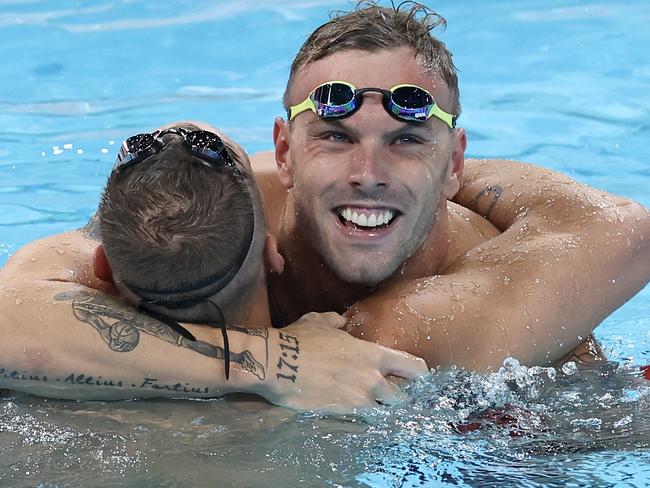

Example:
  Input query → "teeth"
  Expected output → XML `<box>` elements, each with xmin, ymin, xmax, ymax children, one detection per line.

<box><xmin>339</xmin><ymin>208</ymin><xmax>395</xmax><ymax>228</ymax></box>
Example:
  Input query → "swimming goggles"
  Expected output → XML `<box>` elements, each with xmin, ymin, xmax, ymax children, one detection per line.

<box><xmin>115</xmin><ymin>126</ymin><xmax>238</xmax><ymax>173</ymax></box>
<box><xmin>288</xmin><ymin>80</ymin><xmax>457</xmax><ymax>128</ymax></box>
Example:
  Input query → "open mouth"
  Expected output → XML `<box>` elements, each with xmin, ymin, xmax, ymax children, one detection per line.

<box><xmin>336</xmin><ymin>206</ymin><xmax>399</xmax><ymax>231</ymax></box>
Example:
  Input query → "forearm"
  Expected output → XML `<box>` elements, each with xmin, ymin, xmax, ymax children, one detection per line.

<box><xmin>347</xmin><ymin>208</ymin><xmax>650</xmax><ymax>370</ymax></box>
<box><xmin>1</xmin><ymin>278</ymin><xmax>428</xmax><ymax>412</ymax></box>
<box><xmin>456</xmin><ymin>159</ymin><xmax>639</xmax><ymax>231</ymax></box>
<box><xmin>0</xmin><ymin>280</ymin><xmax>270</xmax><ymax>401</ymax></box>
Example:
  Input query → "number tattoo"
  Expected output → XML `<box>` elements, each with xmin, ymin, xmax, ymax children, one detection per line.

<box><xmin>276</xmin><ymin>331</ymin><xmax>300</xmax><ymax>382</ymax></box>
<box><xmin>469</xmin><ymin>184</ymin><xmax>503</xmax><ymax>219</ymax></box>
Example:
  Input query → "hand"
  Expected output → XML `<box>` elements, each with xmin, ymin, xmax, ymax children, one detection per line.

<box><xmin>256</xmin><ymin>312</ymin><xmax>429</xmax><ymax>414</ymax></box>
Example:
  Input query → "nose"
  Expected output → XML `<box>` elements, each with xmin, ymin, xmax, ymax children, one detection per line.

<box><xmin>348</xmin><ymin>145</ymin><xmax>390</xmax><ymax>195</ymax></box>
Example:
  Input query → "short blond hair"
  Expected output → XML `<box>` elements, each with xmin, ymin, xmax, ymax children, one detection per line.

<box><xmin>284</xmin><ymin>1</ymin><xmax>460</xmax><ymax>115</ymax></box>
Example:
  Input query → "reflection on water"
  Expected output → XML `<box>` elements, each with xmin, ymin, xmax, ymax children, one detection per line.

<box><xmin>2</xmin><ymin>360</ymin><xmax>648</xmax><ymax>487</ymax></box>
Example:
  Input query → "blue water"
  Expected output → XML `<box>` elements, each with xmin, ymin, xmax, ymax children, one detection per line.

<box><xmin>1</xmin><ymin>0</ymin><xmax>649</xmax><ymax>486</ymax></box>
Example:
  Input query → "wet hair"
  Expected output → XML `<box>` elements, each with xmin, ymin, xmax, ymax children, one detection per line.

<box><xmin>283</xmin><ymin>1</ymin><xmax>460</xmax><ymax>115</ymax></box>
<box><xmin>97</xmin><ymin>124</ymin><xmax>255</xmax><ymax>307</ymax></box>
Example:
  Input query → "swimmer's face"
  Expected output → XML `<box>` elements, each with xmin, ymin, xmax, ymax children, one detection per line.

<box><xmin>275</xmin><ymin>48</ymin><xmax>466</xmax><ymax>285</ymax></box>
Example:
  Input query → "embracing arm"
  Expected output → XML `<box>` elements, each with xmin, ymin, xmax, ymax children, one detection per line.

<box><xmin>0</xmin><ymin>278</ymin><xmax>426</xmax><ymax>410</ymax></box>
<box><xmin>346</xmin><ymin>159</ymin><xmax>650</xmax><ymax>370</ymax></box>
<box><xmin>0</xmin><ymin>232</ymin><xmax>427</xmax><ymax>411</ymax></box>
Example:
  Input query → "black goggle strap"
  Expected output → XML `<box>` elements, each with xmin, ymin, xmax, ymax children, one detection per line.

<box><xmin>136</xmin><ymin>298</ymin><xmax>231</xmax><ymax>380</ymax></box>
<box><xmin>137</xmin><ymin>301</ymin><xmax>196</xmax><ymax>342</ymax></box>
<box><xmin>204</xmin><ymin>301</ymin><xmax>230</xmax><ymax>380</ymax></box>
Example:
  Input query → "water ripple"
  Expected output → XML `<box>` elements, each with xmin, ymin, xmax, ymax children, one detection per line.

<box><xmin>0</xmin><ymin>87</ymin><xmax>278</xmax><ymax>117</ymax></box>
<box><xmin>1</xmin><ymin>0</ymin><xmax>339</xmax><ymax>33</ymax></box>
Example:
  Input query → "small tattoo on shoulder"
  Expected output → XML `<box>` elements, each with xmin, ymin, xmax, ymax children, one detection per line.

<box><xmin>469</xmin><ymin>184</ymin><xmax>503</xmax><ymax>219</ymax></box>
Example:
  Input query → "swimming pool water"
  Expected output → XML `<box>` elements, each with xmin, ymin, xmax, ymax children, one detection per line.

<box><xmin>1</xmin><ymin>0</ymin><xmax>649</xmax><ymax>486</ymax></box>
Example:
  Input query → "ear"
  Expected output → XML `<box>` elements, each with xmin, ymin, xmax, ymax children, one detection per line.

<box><xmin>263</xmin><ymin>233</ymin><xmax>285</xmax><ymax>275</ymax></box>
<box><xmin>442</xmin><ymin>127</ymin><xmax>467</xmax><ymax>199</ymax></box>
<box><xmin>273</xmin><ymin>116</ymin><xmax>294</xmax><ymax>189</ymax></box>
<box><xmin>92</xmin><ymin>244</ymin><xmax>114</xmax><ymax>283</ymax></box>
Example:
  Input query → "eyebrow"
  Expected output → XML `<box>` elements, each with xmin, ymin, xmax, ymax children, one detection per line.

<box><xmin>306</xmin><ymin>117</ymin><xmax>436</xmax><ymax>142</ymax></box>
<box><xmin>383</xmin><ymin>124</ymin><xmax>436</xmax><ymax>141</ymax></box>
<box><xmin>305</xmin><ymin>117</ymin><xmax>356</xmax><ymax>135</ymax></box>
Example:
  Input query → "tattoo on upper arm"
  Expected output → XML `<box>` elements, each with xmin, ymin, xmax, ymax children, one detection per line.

<box><xmin>54</xmin><ymin>290</ymin><xmax>267</xmax><ymax>380</ymax></box>
<box><xmin>469</xmin><ymin>185</ymin><xmax>503</xmax><ymax>219</ymax></box>
<box><xmin>79</xmin><ymin>213</ymin><xmax>101</xmax><ymax>241</ymax></box>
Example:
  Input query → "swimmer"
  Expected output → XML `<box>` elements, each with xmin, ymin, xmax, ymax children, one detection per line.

<box><xmin>254</xmin><ymin>1</ymin><xmax>650</xmax><ymax>368</ymax></box>
<box><xmin>0</xmin><ymin>121</ymin><xmax>428</xmax><ymax>413</ymax></box>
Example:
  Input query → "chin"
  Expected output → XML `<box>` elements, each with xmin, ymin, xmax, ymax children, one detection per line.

<box><xmin>329</xmin><ymin>261</ymin><xmax>396</xmax><ymax>287</ymax></box>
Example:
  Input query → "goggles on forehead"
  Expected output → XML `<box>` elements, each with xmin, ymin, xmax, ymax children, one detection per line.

<box><xmin>115</xmin><ymin>127</ymin><xmax>239</xmax><ymax>173</ymax></box>
<box><xmin>288</xmin><ymin>80</ymin><xmax>457</xmax><ymax>128</ymax></box>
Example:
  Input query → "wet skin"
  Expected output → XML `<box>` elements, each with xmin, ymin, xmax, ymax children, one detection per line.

<box><xmin>257</xmin><ymin>47</ymin><xmax>650</xmax><ymax>369</ymax></box>
<box><xmin>274</xmin><ymin>47</ymin><xmax>463</xmax><ymax>287</ymax></box>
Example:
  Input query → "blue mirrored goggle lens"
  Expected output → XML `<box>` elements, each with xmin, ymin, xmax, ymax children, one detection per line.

<box><xmin>185</xmin><ymin>130</ymin><xmax>221</xmax><ymax>150</ymax></box>
<box><xmin>388</xmin><ymin>86</ymin><xmax>433</xmax><ymax>121</ymax></box>
<box><xmin>391</xmin><ymin>86</ymin><xmax>433</xmax><ymax>109</ymax></box>
<box><xmin>312</xmin><ymin>83</ymin><xmax>357</xmax><ymax>117</ymax></box>
<box><xmin>185</xmin><ymin>130</ymin><xmax>234</xmax><ymax>167</ymax></box>
<box><xmin>312</xmin><ymin>83</ymin><xmax>355</xmax><ymax>105</ymax></box>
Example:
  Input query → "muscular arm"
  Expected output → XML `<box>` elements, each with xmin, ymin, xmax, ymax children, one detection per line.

<box><xmin>346</xmin><ymin>159</ymin><xmax>650</xmax><ymax>370</ymax></box>
<box><xmin>0</xmin><ymin>230</ymin><xmax>427</xmax><ymax>411</ymax></box>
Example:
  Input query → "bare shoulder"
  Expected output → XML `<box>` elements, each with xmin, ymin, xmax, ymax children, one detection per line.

<box><xmin>251</xmin><ymin>151</ymin><xmax>287</xmax><ymax>229</ymax></box>
<box><xmin>1</xmin><ymin>229</ymin><xmax>96</xmax><ymax>282</ymax></box>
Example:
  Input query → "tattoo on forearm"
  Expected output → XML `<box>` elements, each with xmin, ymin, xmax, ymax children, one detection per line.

<box><xmin>276</xmin><ymin>331</ymin><xmax>300</xmax><ymax>382</ymax></box>
<box><xmin>0</xmin><ymin>366</ymin><xmax>211</xmax><ymax>395</ymax></box>
<box><xmin>54</xmin><ymin>290</ymin><xmax>267</xmax><ymax>380</ymax></box>
<box><xmin>79</xmin><ymin>213</ymin><xmax>101</xmax><ymax>241</ymax></box>
<box><xmin>469</xmin><ymin>184</ymin><xmax>503</xmax><ymax>219</ymax></box>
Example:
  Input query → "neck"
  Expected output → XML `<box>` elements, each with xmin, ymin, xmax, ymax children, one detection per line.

<box><xmin>226</xmin><ymin>270</ymin><xmax>272</xmax><ymax>327</ymax></box>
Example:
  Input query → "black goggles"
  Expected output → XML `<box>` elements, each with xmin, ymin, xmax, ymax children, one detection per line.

<box><xmin>114</xmin><ymin>127</ymin><xmax>238</xmax><ymax>173</ymax></box>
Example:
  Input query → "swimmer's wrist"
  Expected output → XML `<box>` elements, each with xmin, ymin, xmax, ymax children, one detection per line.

<box><xmin>213</xmin><ymin>326</ymin><xmax>282</xmax><ymax>401</ymax></box>
<box><xmin>244</xmin><ymin>329</ymin><xmax>295</xmax><ymax>403</ymax></box>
